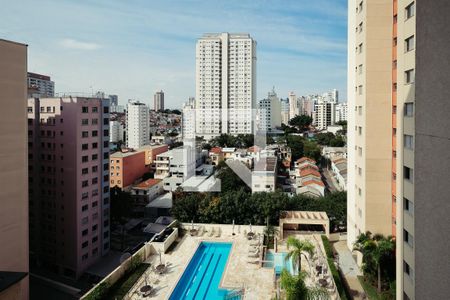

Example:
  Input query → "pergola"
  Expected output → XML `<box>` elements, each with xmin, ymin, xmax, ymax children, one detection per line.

<box><xmin>279</xmin><ymin>211</ymin><xmax>330</xmax><ymax>239</ymax></box>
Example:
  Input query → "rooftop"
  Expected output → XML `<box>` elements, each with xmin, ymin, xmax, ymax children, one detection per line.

<box><xmin>133</xmin><ymin>179</ymin><xmax>161</xmax><ymax>189</ymax></box>
<box><xmin>110</xmin><ymin>149</ymin><xmax>142</xmax><ymax>158</ymax></box>
<box><xmin>303</xmin><ymin>179</ymin><xmax>325</xmax><ymax>187</ymax></box>
<box><xmin>254</xmin><ymin>156</ymin><xmax>277</xmax><ymax>172</ymax></box>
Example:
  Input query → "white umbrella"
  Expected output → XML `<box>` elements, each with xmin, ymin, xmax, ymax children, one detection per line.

<box><xmin>232</xmin><ymin>220</ymin><xmax>235</xmax><ymax>235</ymax></box>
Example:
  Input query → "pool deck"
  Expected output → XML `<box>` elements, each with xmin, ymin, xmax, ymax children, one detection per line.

<box><xmin>127</xmin><ymin>224</ymin><xmax>275</xmax><ymax>299</ymax></box>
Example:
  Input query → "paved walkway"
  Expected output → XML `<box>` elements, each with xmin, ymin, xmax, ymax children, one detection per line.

<box><xmin>333</xmin><ymin>241</ymin><xmax>367</xmax><ymax>300</ymax></box>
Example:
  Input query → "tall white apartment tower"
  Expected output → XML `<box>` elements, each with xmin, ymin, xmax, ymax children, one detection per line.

<box><xmin>288</xmin><ymin>92</ymin><xmax>298</xmax><ymax>120</ymax></box>
<box><xmin>195</xmin><ymin>33</ymin><xmax>256</xmax><ymax>139</ymax></box>
<box><xmin>126</xmin><ymin>100</ymin><xmax>149</xmax><ymax>149</ymax></box>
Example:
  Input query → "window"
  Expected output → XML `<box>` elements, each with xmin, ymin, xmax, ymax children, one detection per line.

<box><xmin>92</xmin><ymin>224</ymin><xmax>98</xmax><ymax>231</ymax></box>
<box><xmin>82</xmin><ymin>180</ymin><xmax>89</xmax><ymax>187</ymax></box>
<box><xmin>404</xmin><ymin>198</ymin><xmax>414</xmax><ymax>214</ymax></box>
<box><xmin>103</xmin><ymin>118</ymin><xmax>108</xmax><ymax>125</ymax></box>
<box><xmin>404</xmin><ymin>166</ymin><xmax>413</xmax><ymax>182</ymax></box>
<box><xmin>82</xmin><ymin>155</ymin><xmax>89</xmax><ymax>163</ymax></box>
<box><xmin>82</xmin><ymin>241</ymin><xmax>88</xmax><ymax>248</ymax></box>
<box><xmin>358</xmin><ymin>64</ymin><xmax>363</xmax><ymax>74</ymax></box>
<box><xmin>404</xmin><ymin>260</ymin><xmax>413</xmax><ymax>279</ymax></box>
<box><xmin>92</xmin><ymin>154</ymin><xmax>98</xmax><ymax>161</ymax></box>
<box><xmin>82</xmin><ymin>192</ymin><xmax>89</xmax><ymax>199</ymax></box>
<box><xmin>103</xmin><ymin>129</ymin><xmax>109</xmax><ymax>137</ymax></box>
<box><xmin>103</xmin><ymin>107</ymin><xmax>109</xmax><ymax>113</ymax></box>
<box><xmin>405</xmin><ymin>35</ymin><xmax>415</xmax><ymax>52</ymax></box>
<box><xmin>404</xmin><ymin>134</ymin><xmax>414</xmax><ymax>149</ymax></box>
<box><xmin>405</xmin><ymin>103</ymin><xmax>414</xmax><ymax>117</ymax></box>
<box><xmin>358</xmin><ymin>127</ymin><xmax>362</xmax><ymax>135</ymax></box>
<box><xmin>82</xmin><ymin>119</ymin><xmax>89</xmax><ymax>125</ymax></box>
<box><xmin>403</xmin><ymin>229</ymin><xmax>413</xmax><ymax>247</ymax></box>
<box><xmin>92</xmin><ymin>142</ymin><xmax>98</xmax><ymax>149</ymax></box>
<box><xmin>405</xmin><ymin>2</ymin><xmax>415</xmax><ymax>19</ymax></box>
<box><xmin>82</xmin><ymin>144</ymin><xmax>88</xmax><ymax>150</ymax></box>
<box><xmin>92</xmin><ymin>236</ymin><xmax>98</xmax><ymax>243</ymax></box>
<box><xmin>92</xmin><ymin>166</ymin><xmax>98</xmax><ymax>173</ymax></box>
<box><xmin>82</xmin><ymin>205</ymin><xmax>88</xmax><ymax>212</ymax></box>
<box><xmin>82</xmin><ymin>131</ymin><xmax>89</xmax><ymax>138</ymax></box>
<box><xmin>92</xmin><ymin>189</ymin><xmax>99</xmax><ymax>196</ymax></box>
<box><xmin>358</xmin><ymin>43</ymin><xmax>363</xmax><ymax>53</ymax></box>
<box><xmin>82</xmin><ymin>106</ymin><xmax>89</xmax><ymax>113</ymax></box>
<box><xmin>92</xmin><ymin>177</ymin><xmax>98</xmax><ymax>184</ymax></box>
<box><xmin>92</xmin><ymin>201</ymin><xmax>98</xmax><ymax>208</ymax></box>
<box><xmin>82</xmin><ymin>229</ymin><xmax>88</xmax><ymax>236</ymax></box>
<box><xmin>92</xmin><ymin>107</ymin><xmax>98</xmax><ymax>113</ymax></box>
<box><xmin>27</xmin><ymin>106</ymin><xmax>33</xmax><ymax>113</ymax></box>
<box><xmin>92</xmin><ymin>119</ymin><xmax>98</xmax><ymax>125</ymax></box>
<box><xmin>358</xmin><ymin>85</ymin><xmax>363</xmax><ymax>95</ymax></box>
<box><xmin>405</xmin><ymin>69</ymin><xmax>415</xmax><ymax>84</ymax></box>
<box><xmin>92</xmin><ymin>130</ymin><xmax>98</xmax><ymax>137</ymax></box>
<box><xmin>393</xmin><ymin>37</ymin><xmax>397</xmax><ymax>46</ymax></box>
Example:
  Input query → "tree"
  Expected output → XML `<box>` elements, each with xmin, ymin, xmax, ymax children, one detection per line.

<box><xmin>289</xmin><ymin>115</ymin><xmax>313</xmax><ymax>132</ymax></box>
<box><xmin>280</xmin><ymin>269</ymin><xmax>329</xmax><ymax>300</ymax></box>
<box><xmin>264</xmin><ymin>224</ymin><xmax>279</xmax><ymax>248</ymax></box>
<box><xmin>110</xmin><ymin>187</ymin><xmax>133</xmax><ymax>224</ymax></box>
<box><xmin>285</xmin><ymin>236</ymin><xmax>315</xmax><ymax>273</ymax></box>
<box><xmin>353</xmin><ymin>232</ymin><xmax>395</xmax><ymax>292</ymax></box>
<box><xmin>215</xmin><ymin>160</ymin><xmax>251</xmax><ymax>193</ymax></box>
<box><xmin>286</xmin><ymin>135</ymin><xmax>304</xmax><ymax>161</ymax></box>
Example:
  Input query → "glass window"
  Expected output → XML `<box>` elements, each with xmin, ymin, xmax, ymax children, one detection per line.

<box><xmin>404</xmin><ymin>103</ymin><xmax>414</xmax><ymax>117</ymax></box>
<box><xmin>405</xmin><ymin>35</ymin><xmax>415</xmax><ymax>52</ymax></box>
<box><xmin>404</xmin><ymin>134</ymin><xmax>414</xmax><ymax>149</ymax></box>
<box><xmin>405</xmin><ymin>69</ymin><xmax>415</xmax><ymax>84</ymax></box>
<box><xmin>405</xmin><ymin>2</ymin><xmax>415</xmax><ymax>19</ymax></box>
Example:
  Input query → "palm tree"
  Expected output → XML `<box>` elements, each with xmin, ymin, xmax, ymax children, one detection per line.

<box><xmin>353</xmin><ymin>232</ymin><xmax>395</xmax><ymax>292</ymax></box>
<box><xmin>280</xmin><ymin>269</ymin><xmax>329</xmax><ymax>300</ymax></box>
<box><xmin>264</xmin><ymin>224</ymin><xmax>279</xmax><ymax>248</ymax></box>
<box><xmin>285</xmin><ymin>236</ymin><xmax>315</xmax><ymax>273</ymax></box>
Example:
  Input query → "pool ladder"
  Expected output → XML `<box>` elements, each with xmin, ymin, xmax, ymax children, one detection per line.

<box><xmin>224</xmin><ymin>287</ymin><xmax>245</xmax><ymax>300</ymax></box>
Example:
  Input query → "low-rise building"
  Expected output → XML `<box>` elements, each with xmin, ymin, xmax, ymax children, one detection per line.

<box><xmin>208</xmin><ymin>147</ymin><xmax>223</xmax><ymax>166</ymax></box>
<box><xmin>322</xmin><ymin>146</ymin><xmax>347</xmax><ymax>160</ymax></box>
<box><xmin>131</xmin><ymin>178</ymin><xmax>164</xmax><ymax>203</ymax></box>
<box><xmin>138</xmin><ymin>144</ymin><xmax>169</xmax><ymax>166</ymax></box>
<box><xmin>330</xmin><ymin>157</ymin><xmax>347</xmax><ymax>191</ymax></box>
<box><xmin>110</xmin><ymin>150</ymin><xmax>148</xmax><ymax>189</ymax></box>
<box><xmin>151</xmin><ymin>135</ymin><xmax>170</xmax><ymax>145</ymax></box>
<box><xmin>252</xmin><ymin>156</ymin><xmax>278</xmax><ymax>193</ymax></box>
<box><xmin>292</xmin><ymin>157</ymin><xmax>325</xmax><ymax>197</ymax></box>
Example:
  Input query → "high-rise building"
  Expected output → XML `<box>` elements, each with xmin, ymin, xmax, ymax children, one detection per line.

<box><xmin>301</xmin><ymin>96</ymin><xmax>314</xmax><ymax>117</ymax></box>
<box><xmin>288</xmin><ymin>92</ymin><xmax>298</xmax><ymax>120</ymax></box>
<box><xmin>350</xmin><ymin>1</ymin><xmax>450</xmax><ymax>298</ymax></box>
<box><xmin>258</xmin><ymin>89</ymin><xmax>281</xmax><ymax>132</ymax></box>
<box><xmin>27</xmin><ymin>72</ymin><xmax>54</xmax><ymax>97</ymax></box>
<box><xmin>153</xmin><ymin>90</ymin><xmax>164</xmax><ymax>111</ymax></box>
<box><xmin>195</xmin><ymin>33</ymin><xmax>256</xmax><ymax>139</ymax></box>
<box><xmin>126</xmin><ymin>100</ymin><xmax>149</xmax><ymax>149</ymax></box>
<box><xmin>335</xmin><ymin>102</ymin><xmax>348</xmax><ymax>123</ymax></box>
<box><xmin>0</xmin><ymin>39</ymin><xmax>29</xmax><ymax>300</ymax></box>
<box><xmin>109</xmin><ymin>95</ymin><xmax>118</xmax><ymax>106</ymax></box>
<box><xmin>109</xmin><ymin>120</ymin><xmax>124</xmax><ymax>143</ymax></box>
<box><xmin>27</xmin><ymin>97</ymin><xmax>110</xmax><ymax>279</ymax></box>
<box><xmin>280</xmin><ymin>98</ymin><xmax>290</xmax><ymax>125</ymax></box>
<box><xmin>182</xmin><ymin>97</ymin><xmax>196</xmax><ymax>139</ymax></box>
<box><xmin>347</xmin><ymin>0</ymin><xmax>393</xmax><ymax>256</ymax></box>
<box><xmin>314</xmin><ymin>98</ymin><xmax>336</xmax><ymax>130</ymax></box>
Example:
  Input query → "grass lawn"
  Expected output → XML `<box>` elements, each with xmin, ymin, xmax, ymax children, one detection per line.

<box><xmin>358</xmin><ymin>276</ymin><xmax>396</xmax><ymax>300</ymax></box>
<box><xmin>106</xmin><ymin>263</ymin><xmax>150</xmax><ymax>299</ymax></box>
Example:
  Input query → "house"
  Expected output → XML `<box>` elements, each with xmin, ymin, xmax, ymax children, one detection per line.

<box><xmin>331</xmin><ymin>157</ymin><xmax>347</xmax><ymax>191</ymax></box>
<box><xmin>252</xmin><ymin>156</ymin><xmax>278</xmax><ymax>193</ymax></box>
<box><xmin>131</xmin><ymin>178</ymin><xmax>164</xmax><ymax>204</ymax></box>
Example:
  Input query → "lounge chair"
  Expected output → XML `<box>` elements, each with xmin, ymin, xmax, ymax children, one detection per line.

<box><xmin>215</xmin><ymin>227</ymin><xmax>221</xmax><ymax>238</ymax></box>
<box><xmin>248</xmin><ymin>251</ymin><xmax>259</xmax><ymax>258</ymax></box>
<box><xmin>197</xmin><ymin>226</ymin><xmax>204</xmax><ymax>236</ymax></box>
<box><xmin>208</xmin><ymin>227</ymin><xmax>215</xmax><ymax>237</ymax></box>
<box><xmin>247</xmin><ymin>258</ymin><xmax>260</xmax><ymax>264</ymax></box>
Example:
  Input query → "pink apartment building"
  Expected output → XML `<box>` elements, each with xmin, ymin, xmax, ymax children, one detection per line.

<box><xmin>0</xmin><ymin>39</ymin><xmax>29</xmax><ymax>300</ymax></box>
<box><xmin>28</xmin><ymin>96</ymin><xmax>110</xmax><ymax>279</ymax></box>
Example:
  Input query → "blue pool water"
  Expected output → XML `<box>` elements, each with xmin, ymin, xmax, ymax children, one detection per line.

<box><xmin>263</xmin><ymin>251</ymin><xmax>296</xmax><ymax>275</ymax></box>
<box><xmin>169</xmin><ymin>242</ymin><xmax>237</xmax><ymax>300</ymax></box>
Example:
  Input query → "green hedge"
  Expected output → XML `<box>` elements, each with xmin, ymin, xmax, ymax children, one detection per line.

<box><xmin>321</xmin><ymin>235</ymin><xmax>349</xmax><ymax>300</ymax></box>
<box><xmin>105</xmin><ymin>263</ymin><xmax>150</xmax><ymax>300</ymax></box>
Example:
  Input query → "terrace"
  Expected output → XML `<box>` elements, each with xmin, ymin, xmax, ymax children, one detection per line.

<box><xmin>82</xmin><ymin>215</ymin><xmax>339</xmax><ymax>300</ymax></box>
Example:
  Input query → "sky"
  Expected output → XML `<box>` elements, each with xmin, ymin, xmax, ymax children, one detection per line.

<box><xmin>1</xmin><ymin>0</ymin><xmax>347</xmax><ymax>108</ymax></box>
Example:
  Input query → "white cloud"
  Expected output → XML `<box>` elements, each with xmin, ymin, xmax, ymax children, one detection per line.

<box><xmin>60</xmin><ymin>38</ymin><xmax>101</xmax><ymax>50</ymax></box>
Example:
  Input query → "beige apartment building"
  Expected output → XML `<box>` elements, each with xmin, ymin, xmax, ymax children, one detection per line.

<box><xmin>350</xmin><ymin>1</ymin><xmax>450</xmax><ymax>299</ymax></box>
<box><xmin>347</xmin><ymin>0</ymin><xmax>393</xmax><ymax>253</ymax></box>
<box><xmin>0</xmin><ymin>39</ymin><xmax>29</xmax><ymax>300</ymax></box>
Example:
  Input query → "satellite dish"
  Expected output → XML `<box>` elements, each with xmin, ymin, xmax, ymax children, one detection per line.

<box><xmin>120</xmin><ymin>252</ymin><xmax>132</xmax><ymax>264</ymax></box>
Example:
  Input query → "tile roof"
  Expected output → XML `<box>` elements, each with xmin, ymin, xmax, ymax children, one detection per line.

<box><xmin>134</xmin><ymin>178</ymin><xmax>161</xmax><ymax>189</ymax></box>
<box><xmin>210</xmin><ymin>147</ymin><xmax>222</xmax><ymax>154</ymax></box>
<box><xmin>296</xmin><ymin>157</ymin><xmax>316</xmax><ymax>164</ymax></box>
<box><xmin>302</xmin><ymin>179</ymin><xmax>325</xmax><ymax>187</ymax></box>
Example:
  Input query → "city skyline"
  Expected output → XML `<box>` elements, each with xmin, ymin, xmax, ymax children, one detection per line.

<box><xmin>0</xmin><ymin>0</ymin><xmax>347</xmax><ymax>108</ymax></box>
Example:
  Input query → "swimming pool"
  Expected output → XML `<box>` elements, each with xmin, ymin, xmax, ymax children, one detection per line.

<box><xmin>263</xmin><ymin>251</ymin><xmax>296</xmax><ymax>275</ymax></box>
<box><xmin>169</xmin><ymin>242</ymin><xmax>237</xmax><ymax>300</ymax></box>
